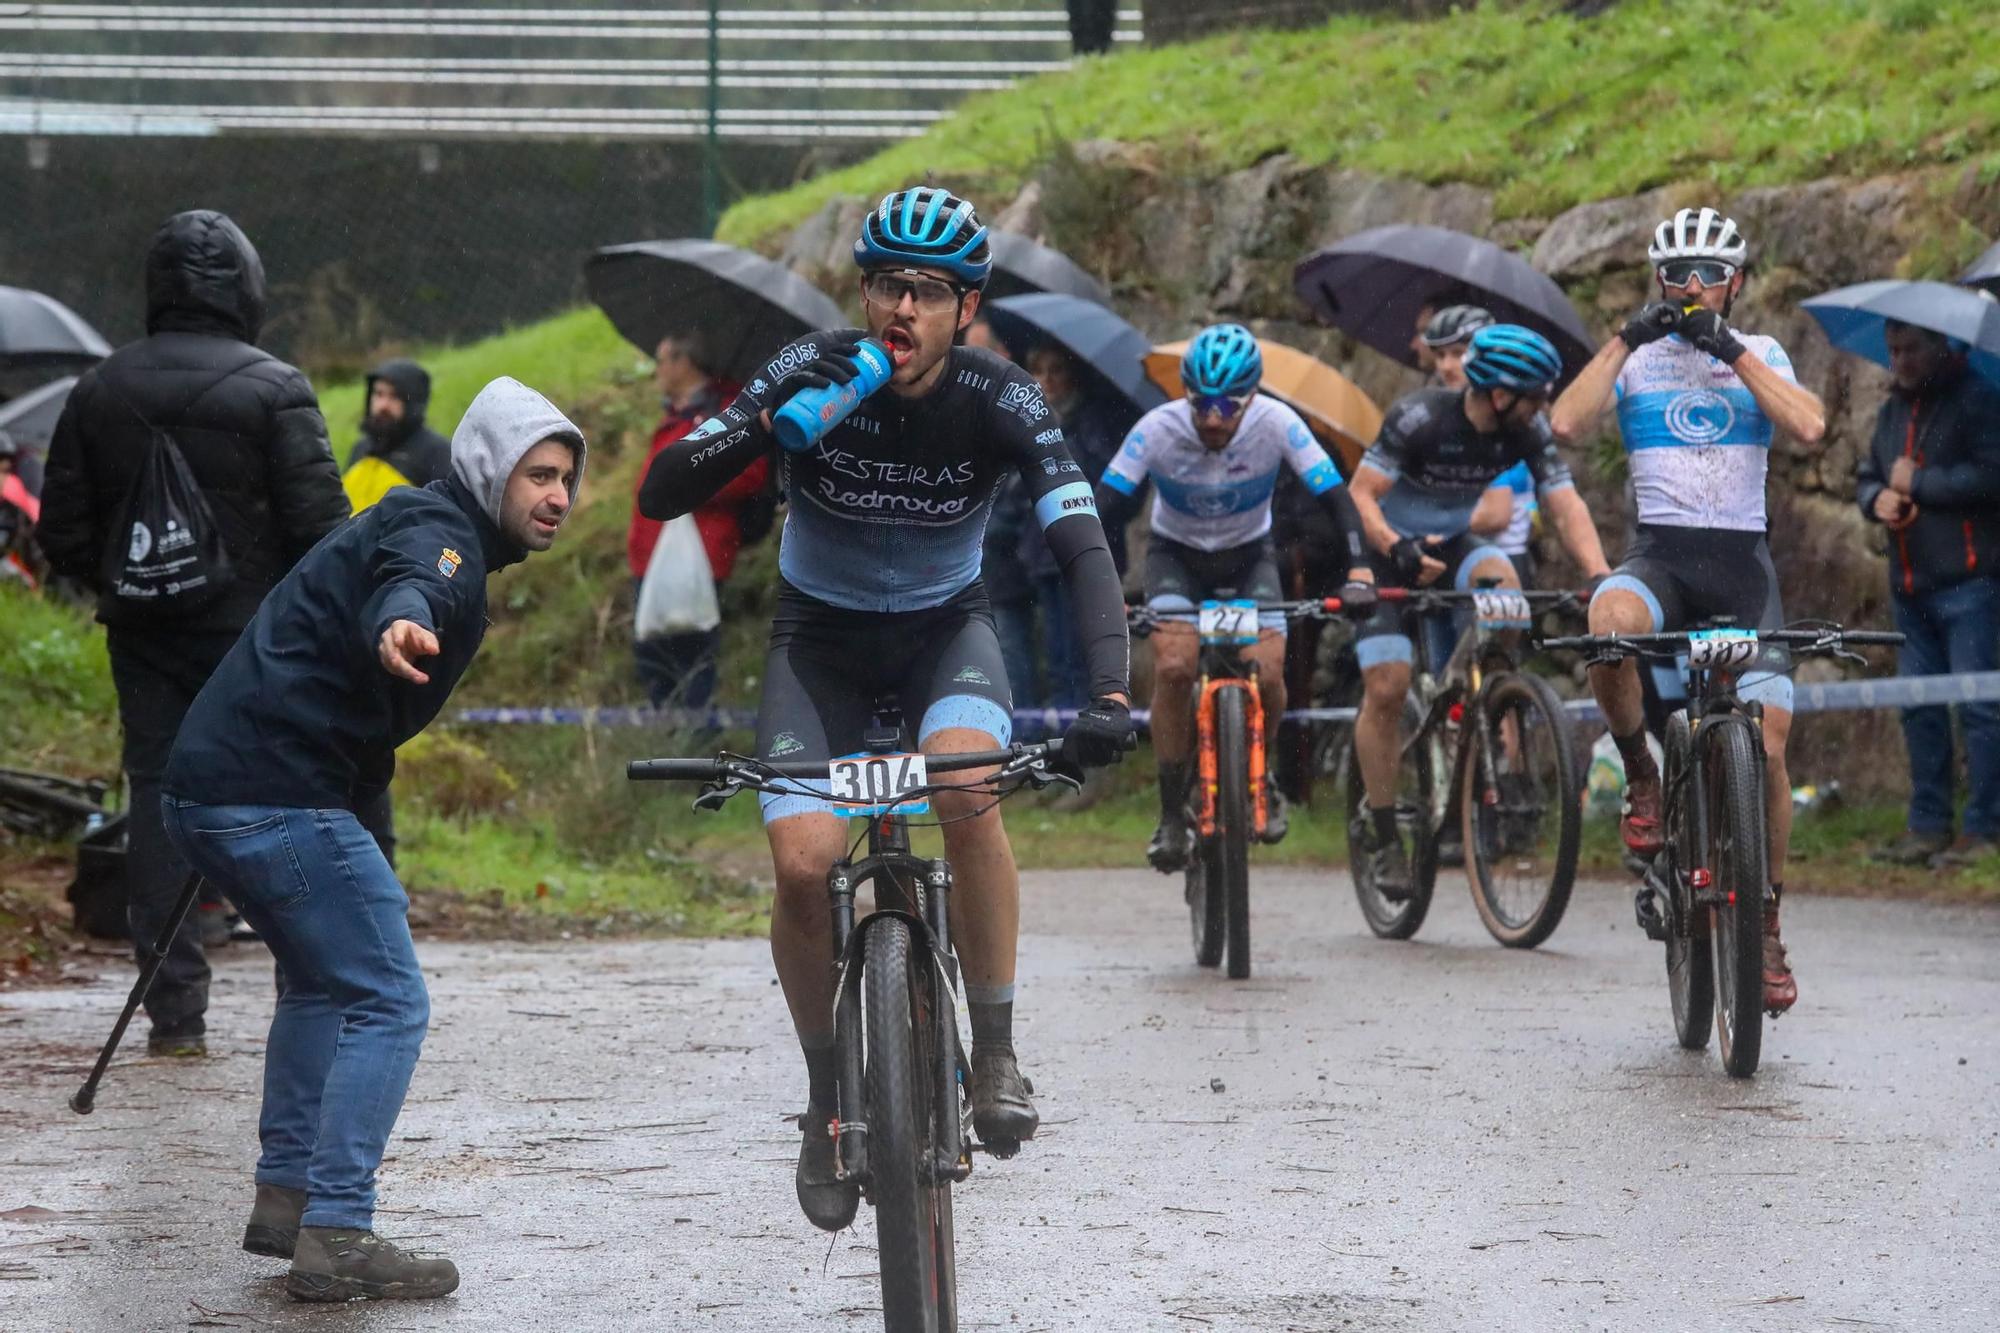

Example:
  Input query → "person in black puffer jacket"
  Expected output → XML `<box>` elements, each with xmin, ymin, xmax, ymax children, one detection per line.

<box><xmin>38</xmin><ymin>209</ymin><xmax>348</xmax><ymax>1056</ymax></box>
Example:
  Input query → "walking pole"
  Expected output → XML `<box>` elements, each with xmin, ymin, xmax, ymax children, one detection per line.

<box><xmin>69</xmin><ymin>872</ymin><xmax>204</xmax><ymax>1115</ymax></box>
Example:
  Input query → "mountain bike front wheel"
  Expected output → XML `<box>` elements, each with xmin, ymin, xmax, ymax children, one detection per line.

<box><xmin>1706</xmin><ymin>720</ymin><xmax>1767</xmax><ymax>1079</ymax></box>
<box><xmin>1462</xmin><ymin>672</ymin><xmax>1581</xmax><ymax>949</ymax></box>
<box><xmin>1662</xmin><ymin>711</ymin><xmax>1714</xmax><ymax>1049</ymax></box>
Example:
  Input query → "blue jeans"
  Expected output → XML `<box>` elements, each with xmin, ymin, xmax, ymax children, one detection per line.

<box><xmin>161</xmin><ymin>800</ymin><xmax>430</xmax><ymax>1231</ymax></box>
<box><xmin>1892</xmin><ymin>577</ymin><xmax>2000</xmax><ymax>838</ymax></box>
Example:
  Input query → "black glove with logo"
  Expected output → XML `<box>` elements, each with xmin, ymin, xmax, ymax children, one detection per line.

<box><xmin>1338</xmin><ymin>579</ymin><xmax>1379</xmax><ymax>617</ymax></box>
<box><xmin>1389</xmin><ymin>536</ymin><xmax>1441</xmax><ymax>583</ymax></box>
<box><xmin>1060</xmin><ymin>697</ymin><xmax>1135</xmax><ymax>770</ymax></box>
<box><xmin>771</xmin><ymin>336</ymin><xmax>866</xmax><ymax>407</ymax></box>
<box><xmin>1675</xmin><ymin>308</ymin><xmax>1746</xmax><ymax>364</ymax></box>
<box><xmin>1618</xmin><ymin>302</ymin><xmax>1681</xmax><ymax>352</ymax></box>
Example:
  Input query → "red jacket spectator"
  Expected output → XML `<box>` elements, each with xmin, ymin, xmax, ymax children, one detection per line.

<box><xmin>626</xmin><ymin>381</ymin><xmax>769</xmax><ymax>583</ymax></box>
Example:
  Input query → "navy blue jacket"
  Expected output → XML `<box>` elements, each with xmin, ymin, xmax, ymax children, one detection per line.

<box><xmin>1856</xmin><ymin>362</ymin><xmax>2000</xmax><ymax>598</ymax></box>
<box><xmin>164</xmin><ymin>476</ymin><xmax>521</xmax><ymax>810</ymax></box>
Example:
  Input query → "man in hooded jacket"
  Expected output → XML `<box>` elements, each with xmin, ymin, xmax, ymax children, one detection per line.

<box><xmin>162</xmin><ymin>376</ymin><xmax>585</xmax><ymax>1303</ymax></box>
<box><xmin>38</xmin><ymin>209</ymin><xmax>349</xmax><ymax>1056</ymax></box>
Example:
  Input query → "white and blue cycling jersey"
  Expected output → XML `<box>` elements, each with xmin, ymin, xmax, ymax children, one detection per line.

<box><xmin>1493</xmin><ymin>461</ymin><xmax>1536</xmax><ymax>556</ymax></box>
<box><xmin>1614</xmin><ymin>331</ymin><xmax>1796</xmax><ymax>532</ymax></box>
<box><xmin>1098</xmin><ymin>395</ymin><xmax>1345</xmax><ymax>553</ymax></box>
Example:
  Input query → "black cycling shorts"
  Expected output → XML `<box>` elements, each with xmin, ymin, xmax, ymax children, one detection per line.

<box><xmin>1591</xmin><ymin>524</ymin><xmax>1792</xmax><ymax>710</ymax></box>
<box><xmin>1355</xmin><ymin>532</ymin><xmax>1516</xmax><ymax>671</ymax></box>
<box><xmin>755</xmin><ymin>580</ymin><xmax>1013</xmax><ymax>823</ymax></box>
<box><xmin>1144</xmin><ymin>535</ymin><xmax>1286</xmax><ymax>632</ymax></box>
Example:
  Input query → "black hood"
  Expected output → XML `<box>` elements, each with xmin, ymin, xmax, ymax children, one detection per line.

<box><xmin>145</xmin><ymin>210</ymin><xmax>267</xmax><ymax>342</ymax></box>
<box><xmin>365</xmin><ymin>358</ymin><xmax>433</xmax><ymax>440</ymax></box>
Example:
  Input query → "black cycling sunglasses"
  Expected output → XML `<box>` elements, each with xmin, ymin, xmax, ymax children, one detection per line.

<box><xmin>1657</xmin><ymin>258</ymin><xmax>1738</xmax><ymax>288</ymax></box>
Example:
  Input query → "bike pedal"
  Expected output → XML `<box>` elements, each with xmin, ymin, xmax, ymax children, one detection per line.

<box><xmin>1632</xmin><ymin>886</ymin><xmax>1670</xmax><ymax>943</ymax></box>
<box><xmin>975</xmin><ymin>1136</ymin><xmax>1021</xmax><ymax>1160</ymax></box>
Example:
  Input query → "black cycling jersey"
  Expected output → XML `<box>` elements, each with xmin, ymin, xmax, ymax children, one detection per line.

<box><xmin>641</xmin><ymin>330</ymin><xmax>1128</xmax><ymax>701</ymax></box>
<box><xmin>1359</xmin><ymin>387</ymin><xmax>1576</xmax><ymax>541</ymax></box>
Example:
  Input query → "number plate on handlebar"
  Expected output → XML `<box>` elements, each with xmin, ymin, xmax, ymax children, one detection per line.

<box><xmin>1198</xmin><ymin>599</ymin><xmax>1259</xmax><ymax>646</ymax></box>
<box><xmin>1686</xmin><ymin>628</ymin><xmax>1760</xmax><ymax>669</ymax></box>
<box><xmin>827</xmin><ymin>751</ymin><xmax>931</xmax><ymax>816</ymax></box>
<box><xmin>1471</xmin><ymin>590</ymin><xmax>1532</xmax><ymax>629</ymax></box>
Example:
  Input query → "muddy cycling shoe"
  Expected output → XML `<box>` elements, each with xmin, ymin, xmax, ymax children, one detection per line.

<box><xmin>1258</xmin><ymin>780</ymin><xmax>1289</xmax><ymax>845</ymax></box>
<box><xmin>795</xmin><ymin>1105</ymin><xmax>859</xmax><ymax>1232</ymax></box>
<box><xmin>1147</xmin><ymin>818</ymin><xmax>1190</xmax><ymax>873</ymax></box>
<box><xmin>1762</xmin><ymin>907</ymin><xmax>1798</xmax><ymax>1015</ymax></box>
<box><xmin>286</xmin><ymin>1227</ymin><xmax>458</xmax><ymax>1302</ymax></box>
<box><xmin>1620</xmin><ymin>776</ymin><xmax>1666</xmax><ymax>858</ymax></box>
<box><xmin>1364</xmin><ymin>827</ymin><xmax>1413</xmax><ymax>903</ymax></box>
<box><xmin>970</xmin><ymin>1045</ymin><xmax>1039</xmax><ymax>1146</ymax></box>
<box><xmin>243</xmin><ymin>1183</ymin><xmax>307</xmax><ymax>1258</ymax></box>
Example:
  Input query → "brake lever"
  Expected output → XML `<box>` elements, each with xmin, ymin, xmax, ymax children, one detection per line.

<box><xmin>692</xmin><ymin>778</ymin><xmax>746</xmax><ymax>813</ymax></box>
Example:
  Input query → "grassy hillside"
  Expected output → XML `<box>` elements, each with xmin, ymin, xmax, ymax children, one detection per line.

<box><xmin>719</xmin><ymin>0</ymin><xmax>2000</xmax><ymax>246</ymax></box>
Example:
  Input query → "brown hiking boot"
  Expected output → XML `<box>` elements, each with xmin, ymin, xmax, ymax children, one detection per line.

<box><xmin>1620</xmin><ymin>775</ymin><xmax>1665</xmax><ymax>858</ymax></box>
<box><xmin>243</xmin><ymin>1183</ymin><xmax>306</xmax><ymax>1258</ymax></box>
<box><xmin>1931</xmin><ymin>836</ymin><xmax>2000</xmax><ymax>870</ymax></box>
<box><xmin>1870</xmin><ymin>829</ymin><xmax>1952</xmax><ymax>866</ymax></box>
<box><xmin>1762</xmin><ymin>907</ymin><xmax>1797</xmax><ymax>1015</ymax></box>
<box><xmin>286</xmin><ymin>1227</ymin><xmax>459</xmax><ymax>1302</ymax></box>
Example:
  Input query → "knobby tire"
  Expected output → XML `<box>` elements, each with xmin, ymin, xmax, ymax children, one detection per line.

<box><xmin>1462</xmin><ymin>672</ymin><xmax>1581</xmax><ymax>949</ymax></box>
<box><xmin>1707</xmin><ymin>721</ymin><xmax>1767</xmax><ymax>1079</ymax></box>
<box><xmin>1345</xmin><ymin>690</ymin><xmax>1438</xmax><ymax>940</ymax></box>
<box><xmin>1215</xmin><ymin>686</ymin><xmax>1254</xmax><ymax>980</ymax></box>
<box><xmin>1663</xmin><ymin>711</ymin><xmax>1714</xmax><ymax>1049</ymax></box>
<box><xmin>863</xmin><ymin>919</ymin><xmax>950</xmax><ymax>1331</ymax></box>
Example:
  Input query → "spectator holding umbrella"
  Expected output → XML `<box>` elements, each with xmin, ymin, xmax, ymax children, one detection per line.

<box><xmin>1858</xmin><ymin>320</ymin><xmax>2000</xmax><ymax>868</ymax></box>
<box><xmin>626</xmin><ymin>328</ymin><xmax>766</xmax><ymax>709</ymax></box>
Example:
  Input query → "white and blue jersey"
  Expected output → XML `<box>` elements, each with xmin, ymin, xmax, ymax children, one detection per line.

<box><xmin>1492</xmin><ymin>461</ymin><xmax>1537</xmax><ymax>556</ymax></box>
<box><xmin>1099</xmin><ymin>395</ymin><xmax>1345</xmax><ymax>553</ymax></box>
<box><xmin>1613</xmin><ymin>331</ymin><xmax>1796</xmax><ymax>532</ymax></box>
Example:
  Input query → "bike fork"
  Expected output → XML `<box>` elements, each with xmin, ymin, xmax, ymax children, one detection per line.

<box><xmin>829</xmin><ymin>866</ymin><xmax>869</xmax><ymax>1184</ymax></box>
<box><xmin>924</xmin><ymin>858</ymin><xmax>970</xmax><ymax>1184</ymax></box>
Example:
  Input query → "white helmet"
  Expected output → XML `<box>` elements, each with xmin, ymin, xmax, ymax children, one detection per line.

<box><xmin>1648</xmin><ymin>206</ymin><xmax>1748</xmax><ymax>267</ymax></box>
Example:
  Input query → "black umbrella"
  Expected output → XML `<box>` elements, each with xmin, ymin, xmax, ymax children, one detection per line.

<box><xmin>982</xmin><ymin>293</ymin><xmax>1167</xmax><ymax>420</ymax></box>
<box><xmin>986</xmin><ymin>231</ymin><xmax>1113</xmax><ymax>307</ymax></box>
<box><xmin>1961</xmin><ymin>239</ymin><xmax>2000</xmax><ymax>296</ymax></box>
<box><xmin>1802</xmin><ymin>279</ymin><xmax>2000</xmax><ymax>388</ymax></box>
<box><xmin>0</xmin><ymin>374</ymin><xmax>76</xmax><ymax>498</ymax></box>
<box><xmin>1292</xmin><ymin>225</ymin><xmax>1594</xmax><ymax>381</ymax></box>
<box><xmin>0</xmin><ymin>286</ymin><xmax>112</xmax><ymax>372</ymax></box>
<box><xmin>584</xmin><ymin>240</ymin><xmax>846</xmax><ymax>386</ymax></box>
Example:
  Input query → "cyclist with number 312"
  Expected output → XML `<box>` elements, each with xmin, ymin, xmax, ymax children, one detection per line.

<box><xmin>638</xmin><ymin>187</ymin><xmax>1134</xmax><ymax>1234</ymax></box>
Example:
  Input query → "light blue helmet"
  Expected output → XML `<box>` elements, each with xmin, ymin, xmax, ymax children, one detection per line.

<box><xmin>1463</xmin><ymin>324</ymin><xmax>1563</xmax><ymax>394</ymax></box>
<box><xmin>1181</xmin><ymin>323</ymin><xmax>1262</xmax><ymax>397</ymax></box>
<box><xmin>853</xmin><ymin>186</ymin><xmax>992</xmax><ymax>288</ymax></box>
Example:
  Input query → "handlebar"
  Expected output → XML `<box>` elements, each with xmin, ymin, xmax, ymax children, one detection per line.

<box><xmin>1539</xmin><ymin>627</ymin><xmax>1904</xmax><ymax>659</ymax></box>
<box><xmin>628</xmin><ymin>742</ymin><xmax>1058</xmax><ymax>784</ymax></box>
<box><xmin>1128</xmin><ymin>586</ymin><xmax>1586</xmax><ymax>625</ymax></box>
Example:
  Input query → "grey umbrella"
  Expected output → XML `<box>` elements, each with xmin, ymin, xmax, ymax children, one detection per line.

<box><xmin>0</xmin><ymin>287</ymin><xmax>111</xmax><ymax>372</ymax></box>
<box><xmin>1802</xmin><ymin>279</ymin><xmax>2000</xmax><ymax>387</ymax></box>
<box><xmin>584</xmin><ymin>240</ymin><xmax>846</xmax><ymax>385</ymax></box>
<box><xmin>1292</xmin><ymin>225</ymin><xmax>1594</xmax><ymax>381</ymax></box>
<box><xmin>986</xmin><ymin>232</ymin><xmax>1113</xmax><ymax>307</ymax></box>
<box><xmin>1961</xmin><ymin>239</ymin><xmax>2000</xmax><ymax>296</ymax></box>
<box><xmin>0</xmin><ymin>374</ymin><xmax>77</xmax><ymax>499</ymax></box>
<box><xmin>982</xmin><ymin>293</ymin><xmax>1167</xmax><ymax>420</ymax></box>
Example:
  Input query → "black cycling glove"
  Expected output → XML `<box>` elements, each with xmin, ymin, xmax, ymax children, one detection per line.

<box><xmin>1061</xmin><ymin>697</ymin><xmax>1134</xmax><ymax>770</ymax></box>
<box><xmin>1675</xmin><ymin>308</ymin><xmax>1746</xmax><ymax>364</ymax></box>
<box><xmin>1618</xmin><ymin>302</ymin><xmax>1680</xmax><ymax>352</ymax></box>
<box><xmin>771</xmin><ymin>336</ymin><xmax>867</xmax><ymax>407</ymax></box>
<box><xmin>1389</xmin><ymin>536</ymin><xmax>1441</xmax><ymax>583</ymax></box>
<box><xmin>1338</xmin><ymin>579</ymin><xmax>1379</xmax><ymax>617</ymax></box>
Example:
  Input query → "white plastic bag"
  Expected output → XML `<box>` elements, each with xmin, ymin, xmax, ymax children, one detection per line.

<box><xmin>635</xmin><ymin>513</ymin><xmax>719</xmax><ymax>639</ymax></box>
<box><xmin>1585</xmin><ymin>729</ymin><xmax>1664</xmax><ymax>819</ymax></box>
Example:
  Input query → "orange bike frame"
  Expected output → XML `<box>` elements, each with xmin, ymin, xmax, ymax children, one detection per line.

<box><xmin>1192</xmin><ymin>675</ymin><xmax>1267</xmax><ymax>839</ymax></box>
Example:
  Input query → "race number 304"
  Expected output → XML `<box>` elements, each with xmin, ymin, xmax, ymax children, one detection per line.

<box><xmin>828</xmin><ymin>752</ymin><xmax>931</xmax><ymax>815</ymax></box>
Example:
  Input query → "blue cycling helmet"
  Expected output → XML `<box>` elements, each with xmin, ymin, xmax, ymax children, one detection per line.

<box><xmin>853</xmin><ymin>187</ymin><xmax>992</xmax><ymax>288</ymax></box>
<box><xmin>1463</xmin><ymin>324</ymin><xmax>1563</xmax><ymax>394</ymax></box>
<box><xmin>1181</xmin><ymin>323</ymin><xmax>1263</xmax><ymax>397</ymax></box>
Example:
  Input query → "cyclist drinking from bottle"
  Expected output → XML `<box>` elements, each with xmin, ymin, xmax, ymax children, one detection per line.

<box><xmin>1349</xmin><ymin>325</ymin><xmax>1613</xmax><ymax>898</ymax></box>
<box><xmin>1094</xmin><ymin>324</ymin><xmax>1376</xmax><ymax>872</ymax></box>
<box><xmin>638</xmin><ymin>187</ymin><xmax>1135</xmax><ymax>1232</ymax></box>
<box><xmin>1551</xmin><ymin>206</ymin><xmax>1826</xmax><ymax>1014</ymax></box>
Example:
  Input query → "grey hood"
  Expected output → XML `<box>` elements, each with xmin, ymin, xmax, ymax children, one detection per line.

<box><xmin>450</xmin><ymin>376</ymin><xmax>587</xmax><ymax>523</ymax></box>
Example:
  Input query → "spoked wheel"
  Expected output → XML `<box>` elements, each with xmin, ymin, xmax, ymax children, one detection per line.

<box><xmin>1186</xmin><ymin>818</ymin><xmax>1225</xmax><ymax>968</ymax></box>
<box><xmin>1706</xmin><ymin>721</ymin><xmax>1768</xmax><ymax>1079</ymax></box>
<box><xmin>863</xmin><ymin>919</ymin><xmax>953</xmax><ymax>1331</ymax></box>
<box><xmin>1344</xmin><ymin>690</ymin><xmax>1438</xmax><ymax>940</ymax></box>
<box><xmin>1462</xmin><ymin>672</ymin><xmax>1582</xmax><ymax>949</ymax></box>
<box><xmin>1662</xmin><ymin>712</ymin><xmax>1714</xmax><ymax>1049</ymax></box>
<box><xmin>1214</xmin><ymin>686</ymin><xmax>1254</xmax><ymax>979</ymax></box>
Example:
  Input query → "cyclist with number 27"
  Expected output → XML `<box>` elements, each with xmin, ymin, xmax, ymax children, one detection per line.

<box><xmin>1551</xmin><ymin>207</ymin><xmax>1826</xmax><ymax>1014</ymax></box>
<box><xmin>1349</xmin><ymin>326</ymin><xmax>1613</xmax><ymax>899</ymax></box>
<box><xmin>639</xmin><ymin>187</ymin><xmax>1134</xmax><ymax>1232</ymax></box>
<box><xmin>1094</xmin><ymin>324</ymin><xmax>1377</xmax><ymax>873</ymax></box>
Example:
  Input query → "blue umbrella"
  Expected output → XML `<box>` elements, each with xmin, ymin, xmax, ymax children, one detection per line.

<box><xmin>1801</xmin><ymin>279</ymin><xmax>2000</xmax><ymax>386</ymax></box>
<box><xmin>981</xmin><ymin>292</ymin><xmax>1166</xmax><ymax>419</ymax></box>
<box><xmin>1962</xmin><ymin>239</ymin><xmax>2000</xmax><ymax>296</ymax></box>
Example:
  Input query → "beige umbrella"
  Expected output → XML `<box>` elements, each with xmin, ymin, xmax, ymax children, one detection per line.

<box><xmin>1143</xmin><ymin>338</ymin><xmax>1383</xmax><ymax>472</ymax></box>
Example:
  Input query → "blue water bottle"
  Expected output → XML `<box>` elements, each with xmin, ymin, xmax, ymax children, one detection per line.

<box><xmin>771</xmin><ymin>338</ymin><xmax>896</xmax><ymax>453</ymax></box>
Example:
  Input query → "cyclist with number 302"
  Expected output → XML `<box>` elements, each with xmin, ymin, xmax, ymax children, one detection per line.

<box><xmin>639</xmin><ymin>187</ymin><xmax>1134</xmax><ymax>1235</ymax></box>
<box><xmin>1094</xmin><ymin>324</ymin><xmax>1377</xmax><ymax>874</ymax></box>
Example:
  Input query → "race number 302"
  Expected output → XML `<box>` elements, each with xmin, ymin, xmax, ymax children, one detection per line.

<box><xmin>827</xmin><ymin>752</ymin><xmax>931</xmax><ymax>815</ymax></box>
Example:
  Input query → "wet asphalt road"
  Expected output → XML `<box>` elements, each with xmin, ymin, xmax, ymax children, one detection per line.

<box><xmin>3</xmin><ymin>867</ymin><xmax>1998</xmax><ymax>1333</ymax></box>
